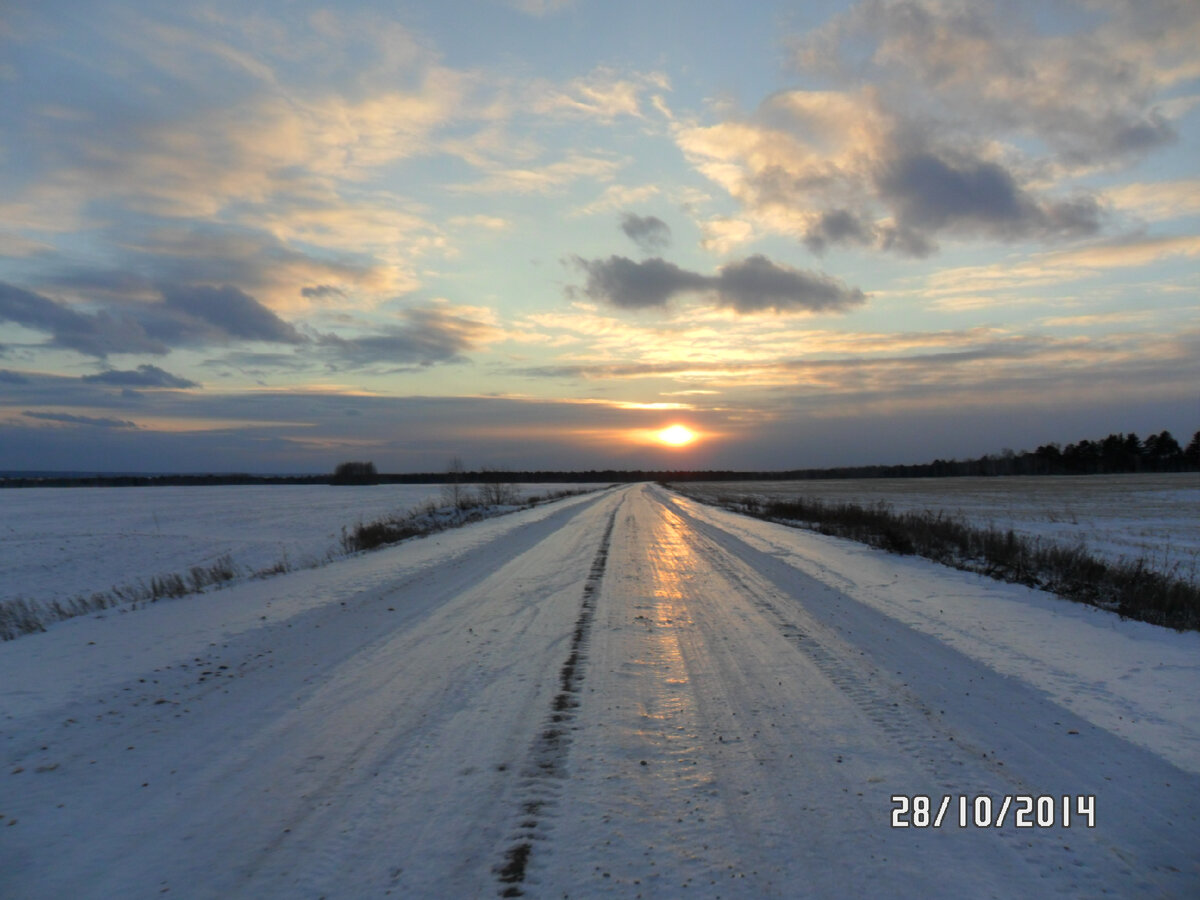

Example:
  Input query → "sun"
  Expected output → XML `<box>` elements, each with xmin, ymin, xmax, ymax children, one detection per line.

<box><xmin>655</xmin><ymin>424</ymin><xmax>698</xmax><ymax>447</ymax></box>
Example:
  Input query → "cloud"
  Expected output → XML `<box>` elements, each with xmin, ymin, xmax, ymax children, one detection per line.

<box><xmin>1105</xmin><ymin>180</ymin><xmax>1200</xmax><ymax>222</ymax></box>
<box><xmin>1</xmin><ymin>275</ymin><xmax>492</xmax><ymax>373</ymax></box>
<box><xmin>676</xmin><ymin>0</ymin><xmax>1192</xmax><ymax>257</ymax></box>
<box><xmin>714</xmin><ymin>256</ymin><xmax>868</xmax><ymax>314</ymax></box>
<box><xmin>573</xmin><ymin>256</ymin><xmax>710</xmax><ymax>310</ymax></box>
<box><xmin>23</xmin><ymin>410</ymin><xmax>138</xmax><ymax>429</ymax></box>
<box><xmin>570</xmin><ymin>254</ymin><xmax>866</xmax><ymax>314</ymax></box>
<box><xmin>0</xmin><ymin>281</ymin><xmax>168</xmax><ymax>357</ymax></box>
<box><xmin>0</xmin><ymin>281</ymin><xmax>92</xmax><ymax>334</ymax></box>
<box><xmin>1045</xmin><ymin>234</ymin><xmax>1200</xmax><ymax>271</ymax></box>
<box><xmin>572</xmin><ymin>183</ymin><xmax>661</xmax><ymax>218</ymax></box>
<box><xmin>876</xmin><ymin>147</ymin><xmax>1102</xmax><ymax>243</ymax></box>
<box><xmin>27</xmin><ymin>67</ymin><xmax>468</xmax><ymax>220</ymax></box>
<box><xmin>802</xmin><ymin>209</ymin><xmax>875</xmax><ymax>255</ymax></box>
<box><xmin>0</xmin><ymin>11</ymin><xmax>484</xmax><ymax>313</ymax></box>
<box><xmin>0</xmin><ymin>231</ymin><xmax>55</xmax><ymax>259</ymax></box>
<box><xmin>509</xmin><ymin>360</ymin><xmax>702</xmax><ymax>379</ymax></box>
<box><xmin>448</xmin><ymin>214</ymin><xmax>510</xmax><ymax>231</ymax></box>
<box><xmin>917</xmin><ymin>233</ymin><xmax>1200</xmax><ymax>306</ymax></box>
<box><xmin>300</xmin><ymin>284</ymin><xmax>347</xmax><ymax>300</ymax></box>
<box><xmin>0</xmin><ymin>278</ymin><xmax>309</xmax><ymax>359</ymax></box>
<box><xmin>529</xmin><ymin>68</ymin><xmax>668</xmax><ymax>122</ymax></box>
<box><xmin>699</xmin><ymin>217</ymin><xmax>756</xmax><ymax>254</ymax></box>
<box><xmin>677</xmin><ymin>93</ymin><xmax>1106</xmax><ymax>257</ymax></box>
<box><xmin>0</xmin><ymin>369</ymin><xmax>29</xmax><ymax>384</ymax></box>
<box><xmin>98</xmin><ymin>226</ymin><xmax>395</xmax><ymax>313</ymax></box>
<box><xmin>790</xmin><ymin>0</ymin><xmax>1192</xmax><ymax>166</ymax></box>
<box><xmin>452</xmin><ymin>152</ymin><xmax>622</xmax><ymax>194</ymax></box>
<box><xmin>81</xmin><ymin>364</ymin><xmax>199</xmax><ymax>389</ymax></box>
<box><xmin>3</xmin><ymin>324</ymin><xmax>1195</xmax><ymax>472</ymax></box>
<box><xmin>620</xmin><ymin>213</ymin><xmax>672</xmax><ymax>254</ymax></box>
<box><xmin>161</xmin><ymin>284</ymin><xmax>304</xmax><ymax>344</ymax></box>
<box><xmin>317</xmin><ymin>304</ymin><xmax>498</xmax><ymax>367</ymax></box>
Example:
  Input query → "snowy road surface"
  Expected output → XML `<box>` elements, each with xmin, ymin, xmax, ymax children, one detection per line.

<box><xmin>3</xmin><ymin>484</ymin><xmax>1198</xmax><ymax>898</ymax></box>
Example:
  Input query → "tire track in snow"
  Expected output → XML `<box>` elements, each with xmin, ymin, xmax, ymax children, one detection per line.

<box><xmin>661</xmin><ymin>492</ymin><xmax>980</xmax><ymax>789</ymax></box>
<box><xmin>656</xmin><ymin>490</ymin><xmax>1183</xmax><ymax>896</ymax></box>
<box><xmin>493</xmin><ymin>503</ymin><xmax>619</xmax><ymax>897</ymax></box>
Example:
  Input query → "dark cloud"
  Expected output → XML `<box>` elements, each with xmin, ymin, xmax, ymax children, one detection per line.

<box><xmin>0</xmin><ymin>281</ymin><xmax>168</xmax><ymax>357</ymax></box>
<box><xmin>82</xmin><ymin>364</ymin><xmax>199</xmax><ymax>389</ymax></box>
<box><xmin>573</xmin><ymin>256</ymin><xmax>709</xmax><ymax>309</ymax></box>
<box><xmin>571</xmin><ymin>254</ymin><xmax>865</xmax><ymax>314</ymax></box>
<box><xmin>788</xmin><ymin>145</ymin><xmax>1104</xmax><ymax>258</ymax></box>
<box><xmin>619</xmin><ymin>213</ymin><xmax>672</xmax><ymax>254</ymax></box>
<box><xmin>803</xmin><ymin>209</ymin><xmax>874</xmax><ymax>255</ymax></box>
<box><xmin>877</xmin><ymin>224</ymin><xmax>936</xmax><ymax>259</ymax></box>
<box><xmin>23</xmin><ymin>410</ymin><xmax>138</xmax><ymax>429</ymax></box>
<box><xmin>301</xmin><ymin>284</ymin><xmax>347</xmax><ymax>300</ymax></box>
<box><xmin>714</xmin><ymin>255</ymin><xmax>866</xmax><ymax>313</ymax></box>
<box><xmin>161</xmin><ymin>284</ymin><xmax>305</xmax><ymax>344</ymax></box>
<box><xmin>876</xmin><ymin>149</ymin><xmax>1102</xmax><ymax>242</ymax></box>
<box><xmin>1</xmin><ymin>279</ymin><xmax>307</xmax><ymax>358</ymax></box>
<box><xmin>318</xmin><ymin>330</ymin><xmax>464</xmax><ymax>367</ymax></box>
<box><xmin>1</xmin><ymin>369</ymin><xmax>30</xmax><ymax>384</ymax></box>
<box><xmin>0</xmin><ymin>282</ymin><xmax>90</xmax><ymax>333</ymax></box>
<box><xmin>879</xmin><ymin>151</ymin><xmax>1026</xmax><ymax>231</ymax></box>
<box><xmin>1102</xmin><ymin>111</ymin><xmax>1175</xmax><ymax>160</ymax></box>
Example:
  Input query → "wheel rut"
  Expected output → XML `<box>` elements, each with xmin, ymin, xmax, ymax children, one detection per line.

<box><xmin>492</xmin><ymin>503</ymin><xmax>619</xmax><ymax>897</ymax></box>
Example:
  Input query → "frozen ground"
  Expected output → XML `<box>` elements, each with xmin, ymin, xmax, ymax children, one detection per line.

<box><xmin>679</xmin><ymin>473</ymin><xmax>1200</xmax><ymax>577</ymax></box>
<box><xmin>2</xmin><ymin>484</ymin><xmax>1197</xmax><ymax>898</ymax></box>
<box><xmin>0</xmin><ymin>483</ymin><xmax>588</xmax><ymax>609</ymax></box>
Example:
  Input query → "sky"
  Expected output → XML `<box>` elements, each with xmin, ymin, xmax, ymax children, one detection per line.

<box><xmin>1</xmin><ymin>0</ymin><xmax>1198</xmax><ymax>474</ymax></box>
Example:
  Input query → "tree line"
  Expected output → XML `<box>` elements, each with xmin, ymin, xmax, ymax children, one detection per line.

<box><xmin>3</xmin><ymin>427</ymin><xmax>1196</xmax><ymax>488</ymax></box>
<box><xmin>723</xmin><ymin>428</ymin><xmax>1200</xmax><ymax>481</ymax></box>
<box><xmin>897</xmin><ymin>428</ymin><xmax>1199</xmax><ymax>478</ymax></box>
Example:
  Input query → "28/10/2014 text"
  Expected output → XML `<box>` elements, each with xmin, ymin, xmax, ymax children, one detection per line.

<box><xmin>891</xmin><ymin>794</ymin><xmax>1096</xmax><ymax>829</ymax></box>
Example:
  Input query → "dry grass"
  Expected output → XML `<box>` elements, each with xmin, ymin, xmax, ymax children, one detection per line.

<box><xmin>0</xmin><ymin>554</ymin><xmax>240</xmax><ymax>641</ymax></box>
<box><xmin>2</xmin><ymin>487</ymin><xmax>595</xmax><ymax>641</ymax></box>
<box><xmin>687</xmin><ymin>491</ymin><xmax>1200</xmax><ymax>632</ymax></box>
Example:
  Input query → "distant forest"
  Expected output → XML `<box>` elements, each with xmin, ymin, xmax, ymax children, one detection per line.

<box><xmin>2</xmin><ymin>428</ymin><xmax>1197</xmax><ymax>488</ymax></box>
<box><xmin>763</xmin><ymin>427</ymin><xmax>1200</xmax><ymax>481</ymax></box>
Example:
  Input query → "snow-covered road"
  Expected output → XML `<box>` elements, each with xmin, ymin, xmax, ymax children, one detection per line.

<box><xmin>3</xmin><ymin>484</ymin><xmax>1198</xmax><ymax>898</ymax></box>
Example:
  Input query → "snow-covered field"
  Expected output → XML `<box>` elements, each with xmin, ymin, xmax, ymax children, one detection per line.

<box><xmin>0</xmin><ymin>483</ymin><xmax>590</xmax><ymax>609</ymax></box>
<box><xmin>679</xmin><ymin>473</ymin><xmax>1200</xmax><ymax>576</ymax></box>
<box><xmin>2</xmin><ymin>484</ymin><xmax>1197</xmax><ymax>898</ymax></box>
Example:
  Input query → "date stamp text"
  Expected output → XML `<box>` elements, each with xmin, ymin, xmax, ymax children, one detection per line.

<box><xmin>890</xmin><ymin>794</ymin><xmax>1095</xmax><ymax>829</ymax></box>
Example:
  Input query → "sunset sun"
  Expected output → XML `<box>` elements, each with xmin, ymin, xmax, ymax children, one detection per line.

<box><xmin>656</xmin><ymin>424</ymin><xmax>698</xmax><ymax>447</ymax></box>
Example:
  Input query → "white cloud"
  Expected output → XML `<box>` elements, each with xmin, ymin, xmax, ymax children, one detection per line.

<box><xmin>527</xmin><ymin>68</ymin><xmax>672</xmax><ymax>122</ymax></box>
<box><xmin>451</xmin><ymin>153</ymin><xmax>623</xmax><ymax>194</ymax></box>
<box><xmin>698</xmin><ymin>217</ymin><xmax>756</xmax><ymax>254</ymax></box>
<box><xmin>449</xmin><ymin>214</ymin><xmax>511</xmax><ymax>231</ymax></box>
<box><xmin>1105</xmin><ymin>180</ymin><xmax>1200</xmax><ymax>222</ymax></box>
<box><xmin>572</xmin><ymin>183</ymin><xmax>661</xmax><ymax>217</ymax></box>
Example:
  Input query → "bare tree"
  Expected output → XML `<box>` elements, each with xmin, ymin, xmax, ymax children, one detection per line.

<box><xmin>441</xmin><ymin>457</ymin><xmax>469</xmax><ymax>509</ymax></box>
<box><xmin>476</xmin><ymin>468</ymin><xmax>518</xmax><ymax>506</ymax></box>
